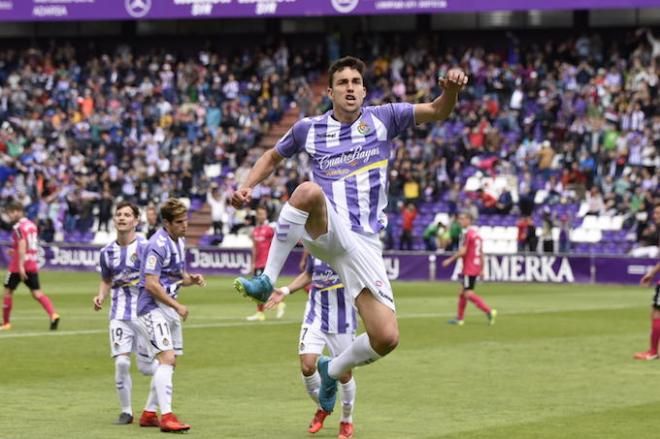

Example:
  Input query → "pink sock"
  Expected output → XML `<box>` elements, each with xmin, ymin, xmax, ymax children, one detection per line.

<box><xmin>3</xmin><ymin>295</ymin><xmax>12</xmax><ymax>325</ymax></box>
<box><xmin>650</xmin><ymin>318</ymin><xmax>660</xmax><ymax>354</ymax></box>
<box><xmin>467</xmin><ymin>292</ymin><xmax>491</xmax><ymax>314</ymax></box>
<box><xmin>37</xmin><ymin>295</ymin><xmax>56</xmax><ymax>316</ymax></box>
<box><xmin>457</xmin><ymin>295</ymin><xmax>467</xmax><ymax>320</ymax></box>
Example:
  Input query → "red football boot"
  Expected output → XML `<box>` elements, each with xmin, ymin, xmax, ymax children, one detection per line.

<box><xmin>338</xmin><ymin>421</ymin><xmax>354</xmax><ymax>439</ymax></box>
<box><xmin>159</xmin><ymin>413</ymin><xmax>191</xmax><ymax>432</ymax></box>
<box><xmin>308</xmin><ymin>408</ymin><xmax>331</xmax><ymax>434</ymax></box>
<box><xmin>139</xmin><ymin>410</ymin><xmax>160</xmax><ymax>427</ymax></box>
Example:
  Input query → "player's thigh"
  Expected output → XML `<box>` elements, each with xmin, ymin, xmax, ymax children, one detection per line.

<box><xmin>3</xmin><ymin>272</ymin><xmax>20</xmax><ymax>291</ymax></box>
<box><xmin>109</xmin><ymin>320</ymin><xmax>137</xmax><ymax>358</ymax></box>
<box><xmin>355</xmin><ymin>288</ymin><xmax>398</xmax><ymax>340</ymax></box>
<box><xmin>325</xmin><ymin>333</ymin><xmax>355</xmax><ymax>358</ymax></box>
<box><xmin>334</xmin><ymin>233</ymin><xmax>396</xmax><ymax>311</ymax></box>
<box><xmin>138</xmin><ymin>310</ymin><xmax>183</xmax><ymax>357</ymax></box>
<box><xmin>652</xmin><ymin>285</ymin><xmax>660</xmax><ymax>310</ymax></box>
<box><xmin>24</xmin><ymin>273</ymin><xmax>41</xmax><ymax>291</ymax></box>
<box><xmin>461</xmin><ymin>275</ymin><xmax>477</xmax><ymax>292</ymax></box>
<box><xmin>301</xmin><ymin>197</ymin><xmax>354</xmax><ymax>264</ymax></box>
<box><xmin>298</xmin><ymin>326</ymin><xmax>326</xmax><ymax>356</ymax></box>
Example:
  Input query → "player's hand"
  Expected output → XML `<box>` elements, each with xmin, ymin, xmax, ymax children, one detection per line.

<box><xmin>641</xmin><ymin>272</ymin><xmax>653</xmax><ymax>287</ymax></box>
<box><xmin>231</xmin><ymin>187</ymin><xmax>252</xmax><ymax>209</ymax></box>
<box><xmin>265</xmin><ymin>289</ymin><xmax>286</xmax><ymax>310</ymax></box>
<box><xmin>18</xmin><ymin>269</ymin><xmax>27</xmax><ymax>281</ymax></box>
<box><xmin>442</xmin><ymin>259</ymin><xmax>451</xmax><ymax>268</ymax></box>
<box><xmin>440</xmin><ymin>68</ymin><xmax>468</xmax><ymax>94</ymax></box>
<box><xmin>190</xmin><ymin>273</ymin><xmax>207</xmax><ymax>287</ymax></box>
<box><xmin>93</xmin><ymin>295</ymin><xmax>104</xmax><ymax>311</ymax></box>
<box><xmin>176</xmin><ymin>304</ymin><xmax>189</xmax><ymax>321</ymax></box>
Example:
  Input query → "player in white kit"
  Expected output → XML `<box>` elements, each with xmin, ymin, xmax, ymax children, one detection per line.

<box><xmin>266</xmin><ymin>253</ymin><xmax>357</xmax><ymax>439</ymax></box>
<box><xmin>93</xmin><ymin>201</ymin><xmax>159</xmax><ymax>426</ymax></box>
<box><xmin>233</xmin><ymin>56</ymin><xmax>467</xmax><ymax>413</ymax></box>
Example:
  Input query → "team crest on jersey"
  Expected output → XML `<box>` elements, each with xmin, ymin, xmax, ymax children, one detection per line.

<box><xmin>357</xmin><ymin>120</ymin><xmax>370</xmax><ymax>135</ymax></box>
<box><xmin>162</xmin><ymin>338</ymin><xmax>169</xmax><ymax>346</ymax></box>
<box><xmin>146</xmin><ymin>255</ymin><xmax>157</xmax><ymax>270</ymax></box>
<box><xmin>300</xmin><ymin>342</ymin><xmax>305</xmax><ymax>351</ymax></box>
<box><xmin>131</xmin><ymin>253</ymin><xmax>138</xmax><ymax>263</ymax></box>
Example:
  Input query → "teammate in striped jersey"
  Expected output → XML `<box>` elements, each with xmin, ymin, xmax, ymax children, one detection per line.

<box><xmin>233</xmin><ymin>56</ymin><xmax>467</xmax><ymax>413</ymax></box>
<box><xmin>136</xmin><ymin>198</ymin><xmax>206</xmax><ymax>433</ymax></box>
<box><xmin>93</xmin><ymin>201</ymin><xmax>160</xmax><ymax>426</ymax></box>
<box><xmin>266</xmin><ymin>253</ymin><xmax>357</xmax><ymax>439</ymax></box>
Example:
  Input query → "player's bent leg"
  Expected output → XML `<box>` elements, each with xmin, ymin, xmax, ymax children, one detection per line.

<box><xmin>353</xmin><ymin>289</ymin><xmax>399</xmax><ymax>356</ymax></box>
<box><xmin>114</xmin><ymin>354</ymin><xmax>134</xmax><ymax>424</ymax></box>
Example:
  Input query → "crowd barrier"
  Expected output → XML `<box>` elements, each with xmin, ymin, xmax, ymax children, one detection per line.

<box><xmin>0</xmin><ymin>243</ymin><xmax>654</xmax><ymax>285</ymax></box>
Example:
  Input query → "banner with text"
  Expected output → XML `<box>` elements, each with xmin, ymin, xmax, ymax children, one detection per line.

<box><xmin>0</xmin><ymin>0</ymin><xmax>656</xmax><ymax>22</ymax></box>
<box><xmin>0</xmin><ymin>243</ymin><xmax>655</xmax><ymax>285</ymax></box>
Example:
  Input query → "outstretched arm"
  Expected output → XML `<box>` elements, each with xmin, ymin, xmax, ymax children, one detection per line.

<box><xmin>231</xmin><ymin>148</ymin><xmax>284</xmax><ymax>208</ymax></box>
<box><xmin>414</xmin><ymin>68</ymin><xmax>468</xmax><ymax>124</ymax></box>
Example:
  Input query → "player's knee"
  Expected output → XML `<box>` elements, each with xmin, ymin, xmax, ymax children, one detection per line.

<box><xmin>115</xmin><ymin>355</ymin><xmax>131</xmax><ymax>374</ymax></box>
<box><xmin>372</xmin><ymin>328</ymin><xmax>399</xmax><ymax>356</ymax></box>
<box><xmin>289</xmin><ymin>182</ymin><xmax>323</xmax><ymax>210</ymax></box>
<box><xmin>300</xmin><ymin>360</ymin><xmax>317</xmax><ymax>377</ymax></box>
<box><xmin>339</xmin><ymin>371</ymin><xmax>352</xmax><ymax>383</ymax></box>
<box><xmin>157</xmin><ymin>351</ymin><xmax>176</xmax><ymax>366</ymax></box>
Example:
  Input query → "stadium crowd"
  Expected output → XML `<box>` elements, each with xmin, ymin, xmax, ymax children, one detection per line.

<box><xmin>0</xmin><ymin>29</ymin><xmax>657</xmax><ymax>255</ymax></box>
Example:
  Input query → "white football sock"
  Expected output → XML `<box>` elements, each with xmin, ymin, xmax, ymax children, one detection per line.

<box><xmin>340</xmin><ymin>378</ymin><xmax>356</xmax><ymax>423</ymax></box>
<box><xmin>263</xmin><ymin>203</ymin><xmax>309</xmax><ymax>285</ymax></box>
<box><xmin>154</xmin><ymin>364</ymin><xmax>174</xmax><ymax>415</ymax></box>
<box><xmin>114</xmin><ymin>355</ymin><xmax>132</xmax><ymax>415</ymax></box>
<box><xmin>302</xmin><ymin>371</ymin><xmax>321</xmax><ymax>405</ymax></box>
<box><xmin>328</xmin><ymin>333</ymin><xmax>381</xmax><ymax>378</ymax></box>
<box><xmin>144</xmin><ymin>376</ymin><xmax>159</xmax><ymax>412</ymax></box>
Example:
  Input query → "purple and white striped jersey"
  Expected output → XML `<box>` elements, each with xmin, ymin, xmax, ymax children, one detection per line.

<box><xmin>276</xmin><ymin>103</ymin><xmax>415</xmax><ymax>235</ymax></box>
<box><xmin>137</xmin><ymin>228</ymin><xmax>186</xmax><ymax>316</ymax></box>
<box><xmin>99</xmin><ymin>236</ymin><xmax>148</xmax><ymax>321</ymax></box>
<box><xmin>303</xmin><ymin>256</ymin><xmax>357</xmax><ymax>335</ymax></box>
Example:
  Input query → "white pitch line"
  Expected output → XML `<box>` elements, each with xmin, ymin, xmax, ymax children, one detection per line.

<box><xmin>0</xmin><ymin>304</ymin><xmax>640</xmax><ymax>340</ymax></box>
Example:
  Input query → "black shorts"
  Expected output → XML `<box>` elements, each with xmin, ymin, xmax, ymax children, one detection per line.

<box><xmin>254</xmin><ymin>268</ymin><xmax>264</xmax><ymax>277</ymax></box>
<box><xmin>652</xmin><ymin>285</ymin><xmax>660</xmax><ymax>309</ymax></box>
<box><xmin>461</xmin><ymin>275</ymin><xmax>477</xmax><ymax>291</ymax></box>
<box><xmin>4</xmin><ymin>272</ymin><xmax>41</xmax><ymax>291</ymax></box>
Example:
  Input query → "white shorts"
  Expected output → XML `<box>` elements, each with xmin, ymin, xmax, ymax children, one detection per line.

<box><xmin>301</xmin><ymin>198</ymin><xmax>395</xmax><ymax>311</ymax></box>
<box><xmin>298</xmin><ymin>325</ymin><xmax>355</xmax><ymax>356</ymax></box>
<box><xmin>109</xmin><ymin>319</ymin><xmax>150</xmax><ymax>358</ymax></box>
<box><xmin>138</xmin><ymin>308</ymin><xmax>183</xmax><ymax>359</ymax></box>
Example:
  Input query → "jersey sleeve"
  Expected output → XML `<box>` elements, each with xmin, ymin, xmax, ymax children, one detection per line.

<box><xmin>275</xmin><ymin>119</ymin><xmax>308</xmax><ymax>158</ymax></box>
<box><xmin>371</xmin><ymin>103</ymin><xmax>415</xmax><ymax>140</ymax></box>
<box><xmin>143</xmin><ymin>245</ymin><xmax>165</xmax><ymax>277</ymax></box>
<box><xmin>305</xmin><ymin>256</ymin><xmax>314</xmax><ymax>276</ymax></box>
<box><xmin>99</xmin><ymin>250</ymin><xmax>112</xmax><ymax>281</ymax></box>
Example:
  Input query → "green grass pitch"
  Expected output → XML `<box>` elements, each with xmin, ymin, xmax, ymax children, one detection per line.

<box><xmin>1</xmin><ymin>271</ymin><xmax>658</xmax><ymax>438</ymax></box>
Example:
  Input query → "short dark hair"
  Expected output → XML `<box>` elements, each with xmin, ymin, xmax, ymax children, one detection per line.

<box><xmin>160</xmin><ymin>198</ymin><xmax>188</xmax><ymax>222</ymax></box>
<box><xmin>115</xmin><ymin>201</ymin><xmax>140</xmax><ymax>219</ymax></box>
<box><xmin>328</xmin><ymin>56</ymin><xmax>366</xmax><ymax>88</ymax></box>
<box><xmin>6</xmin><ymin>201</ymin><xmax>23</xmax><ymax>213</ymax></box>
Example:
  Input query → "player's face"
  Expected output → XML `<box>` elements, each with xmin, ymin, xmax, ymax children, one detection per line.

<box><xmin>328</xmin><ymin>68</ymin><xmax>366</xmax><ymax>116</ymax></box>
<box><xmin>113</xmin><ymin>207</ymin><xmax>138</xmax><ymax>233</ymax></box>
<box><xmin>255</xmin><ymin>208</ymin><xmax>267</xmax><ymax>224</ymax></box>
<box><xmin>458</xmin><ymin>214</ymin><xmax>471</xmax><ymax>229</ymax></box>
<box><xmin>6</xmin><ymin>209</ymin><xmax>22</xmax><ymax>223</ymax></box>
<box><xmin>164</xmin><ymin>213</ymin><xmax>188</xmax><ymax>239</ymax></box>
